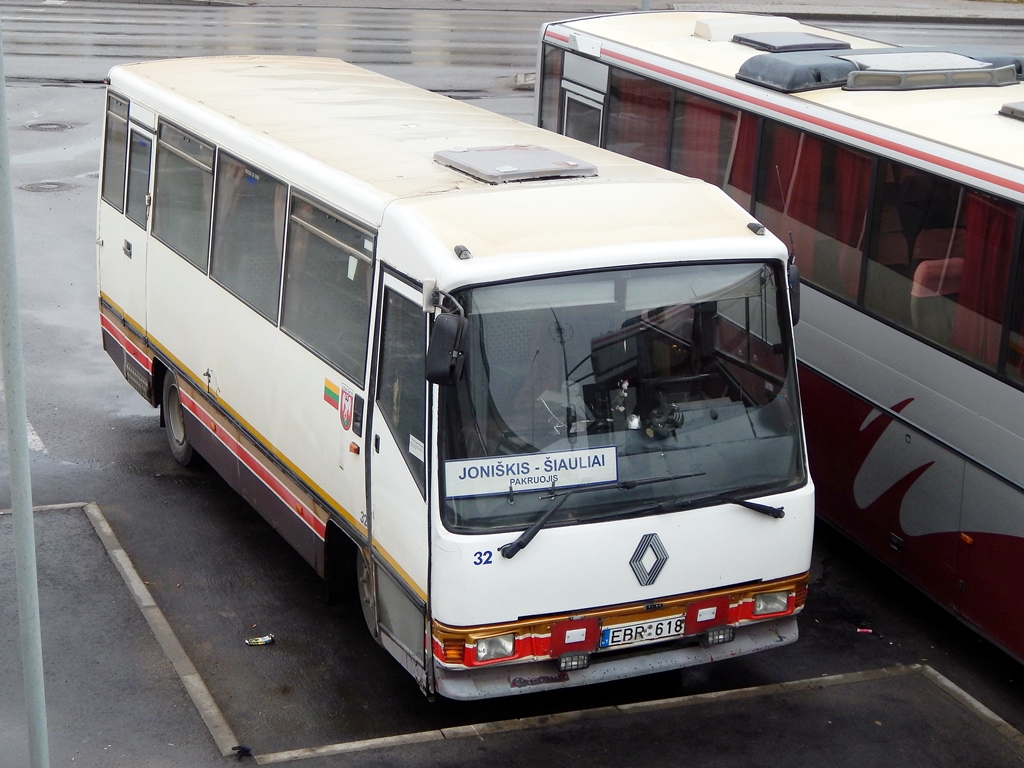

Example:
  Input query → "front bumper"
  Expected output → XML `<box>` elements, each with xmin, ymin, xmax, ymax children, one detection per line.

<box><xmin>433</xmin><ymin>616</ymin><xmax>798</xmax><ymax>700</ymax></box>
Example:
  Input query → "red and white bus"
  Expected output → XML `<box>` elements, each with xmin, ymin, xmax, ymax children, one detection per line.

<box><xmin>537</xmin><ymin>10</ymin><xmax>1024</xmax><ymax>661</ymax></box>
<box><xmin>98</xmin><ymin>55</ymin><xmax>813</xmax><ymax>699</ymax></box>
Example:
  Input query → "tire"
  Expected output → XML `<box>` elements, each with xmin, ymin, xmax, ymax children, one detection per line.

<box><xmin>161</xmin><ymin>371</ymin><xmax>195</xmax><ymax>466</ymax></box>
<box><xmin>356</xmin><ymin>547</ymin><xmax>378</xmax><ymax>640</ymax></box>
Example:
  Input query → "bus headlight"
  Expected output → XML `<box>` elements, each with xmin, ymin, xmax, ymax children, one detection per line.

<box><xmin>476</xmin><ymin>633</ymin><xmax>516</xmax><ymax>662</ymax></box>
<box><xmin>754</xmin><ymin>591</ymin><xmax>789</xmax><ymax>615</ymax></box>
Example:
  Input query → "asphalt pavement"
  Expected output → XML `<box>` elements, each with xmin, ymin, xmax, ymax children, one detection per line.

<box><xmin>5</xmin><ymin>504</ymin><xmax>1024</xmax><ymax>766</ymax></box>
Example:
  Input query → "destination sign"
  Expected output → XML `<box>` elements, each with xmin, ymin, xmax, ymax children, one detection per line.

<box><xmin>444</xmin><ymin>446</ymin><xmax>618</xmax><ymax>498</ymax></box>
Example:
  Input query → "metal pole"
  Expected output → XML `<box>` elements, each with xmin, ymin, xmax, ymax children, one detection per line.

<box><xmin>0</xmin><ymin>13</ymin><xmax>51</xmax><ymax>768</ymax></box>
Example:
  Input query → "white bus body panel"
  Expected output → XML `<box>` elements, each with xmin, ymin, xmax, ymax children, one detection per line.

<box><xmin>430</xmin><ymin>488</ymin><xmax>813</xmax><ymax>626</ymax></box>
<box><xmin>380</xmin><ymin>182</ymin><xmax>790</xmax><ymax>288</ymax></box>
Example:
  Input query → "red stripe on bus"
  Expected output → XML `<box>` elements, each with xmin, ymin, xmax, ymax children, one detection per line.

<box><xmin>178</xmin><ymin>389</ymin><xmax>327</xmax><ymax>540</ymax></box>
<box><xmin>100</xmin><ymin>314</ymin><xmax>153</xmax><ymax>373</ymax></box>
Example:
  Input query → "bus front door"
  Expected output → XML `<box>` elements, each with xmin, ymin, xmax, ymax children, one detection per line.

<box><xmin>365</xmin><ymin>275</ymin><xmax>431</xmax><ymax>690</ymax></box>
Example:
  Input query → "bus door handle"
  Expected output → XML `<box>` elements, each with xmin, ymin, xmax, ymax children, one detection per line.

<box><xmin>374</xmin><ymin>435</ymin><xmax>380</xmax><ymax>453</ymax></box>
<box><xmin>122</xmin><ymin>239</ymin><xmax>132</xmax><ymax>259</ymax></box>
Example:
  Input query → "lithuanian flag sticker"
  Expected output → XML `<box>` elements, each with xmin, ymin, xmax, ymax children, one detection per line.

<box><xmin>324</xmin><ymin>378</ymin><xmax>340</xmax><ymax>409</ymax></box>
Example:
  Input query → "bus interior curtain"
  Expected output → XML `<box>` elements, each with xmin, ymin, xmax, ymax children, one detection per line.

<box><xmin>951</xmin><ymin>192</ymin><xmax>1015</xmax><ymax>366</ymax></box>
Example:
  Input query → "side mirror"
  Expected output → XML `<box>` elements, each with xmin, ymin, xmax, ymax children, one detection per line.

<box><xmin>788</xmin><ymin>263</ymin><xmax>801</xmax><ymax>326</ymax></box>
<box><xmin>425</xmin><ymin>313</ymin><xmax>467</xmax><ymax>386</ymax></box>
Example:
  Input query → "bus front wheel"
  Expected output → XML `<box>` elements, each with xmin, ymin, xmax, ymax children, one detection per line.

<box><xmin>162</xmin><ymin>371</ymin><xmax>195</xmax><ymax>467</ymax></box>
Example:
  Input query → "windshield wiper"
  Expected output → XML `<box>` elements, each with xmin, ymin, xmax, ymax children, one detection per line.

<box><xmin>708</xmin><ymin>493</ymin><xmax>785</xmax><ymax>519</ymax></box>
<box><xmin>499</xmin><ymin>472</ymin><xmax>704</xmax><ymax>559</ymax></box>
<box><xmin>577</xmin><ymin>487</ymin><xmax>787</xmax><ymax>525</ymax></box>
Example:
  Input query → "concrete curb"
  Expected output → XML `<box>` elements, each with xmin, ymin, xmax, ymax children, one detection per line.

<box><xmin>81</xmin><ymin>502</ymin><xmax>242</xmax><ymax>759</ymax></box>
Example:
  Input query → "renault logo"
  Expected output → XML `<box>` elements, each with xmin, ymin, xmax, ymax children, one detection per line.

<box><xmin>630</xmin><ymin>533</ymin><xmax>669</xmax><ymax>586</ymax></box>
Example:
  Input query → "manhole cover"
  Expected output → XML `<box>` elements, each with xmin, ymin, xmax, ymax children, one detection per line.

<box><xmin>26</xmin><ymin>122</ymin><xmax>73</xmax><ymax>132</ymax></box>
<box><xmin>21</xmin><ymin>182</ymin><xmax>74</xmax><ymax>193</ymax></box>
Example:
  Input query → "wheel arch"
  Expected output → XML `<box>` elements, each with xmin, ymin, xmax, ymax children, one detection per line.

<box><xmin>152</xmin><ymin>358</ymin><xmax>169</xmax><ymax>419</ymax></box>
<box><xmin>325</xmin><ymin>520</ymin><xmax>360</xmax><ymax>604</ymax></box>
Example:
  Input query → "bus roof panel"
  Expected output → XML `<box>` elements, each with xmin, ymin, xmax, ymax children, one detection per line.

<box><xmin>109</xmin><ymin>55</ymin><xmax>682</xmax><ymax>225</ymax></box>
<box><xmin>545</xmin><ymin>12</ymin><xmax>1024</xmax><ymax>181</ymax></box>
<box><xmin>383</xmin><ymin>178</ymin><xmax>786</xmax><ymax>284</ymax></box>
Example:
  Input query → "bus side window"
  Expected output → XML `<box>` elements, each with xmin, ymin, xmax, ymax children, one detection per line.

<box><xmin>1004</xmin><ymin>210</ymin><xmax>1024</xmax><ymax>384</ymax></box>
<box><xmin>605</xmin><ymin>69</ymin><xmax>672</xmax><ymax>168</ymax></box>
<box><xmin>281</xmin><ymin>196</ymin><xmax>375</xmax><ymax>382</ymax></box>
<box><xmin>100</xmin><ymin>93</ymin><xmax>129</xmax><ymax>213</ymax></box>
<box><xmin>754</xmin><ymin>121</ymin><xmax>869</xmax><ymax>303</ymax></box>
<box><xmin>125</xmin><ymin>132</ymin><xmax>153</xmax><ymax>228</ymax></box>
<box><xmin>210</xmin><ymin>153</ymin><xmax>287</xmax><ymax>321</ymax></box>
<box><xmin>864</xmin><ymin>160</ymin><xmax>1015</xmax><ymax>372</ymax></box>
<box><xmin>949</xmin><ymin>191</ymin><xmax>1014</xmax><ymax>371</ymax></box>
<box><xmin>670</xmin><ymin>91</ymin><xmax>741</xmax><ymax>190</ymax></box>
<box><xmin>538</xmin><ymin>44</ymin><xmax>563</xmax><ymax>132</ymax></box>
<box><xmin>152</xmin><ymin>123</ymin><xmax>214</xmax><ymax>271</ymax></box>
<box><xmin>377</xmin><ymin>289</ymin><xmax>426</xmax><ymax>496</ymax></box>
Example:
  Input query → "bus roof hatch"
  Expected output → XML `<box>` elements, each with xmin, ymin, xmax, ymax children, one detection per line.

<box><xmin>732</xmin><ymin>31</ymin><xmax>850</xmax><ymax>54</ymax></box>
<box><xmin>999</xmin><ymin>101</ymin><xmax>1024</xmax><ymax>122</ymax></box>
<box><xmin>433</xmin><ymin>145</ymin><xmax>598</xmax><ymax>184</ymax></box>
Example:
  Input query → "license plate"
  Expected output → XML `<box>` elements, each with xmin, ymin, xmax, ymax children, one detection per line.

<box><xmin>599</xmin><ymin>614</ymin><xmax>686</xmax><ymax>649</ymax></box>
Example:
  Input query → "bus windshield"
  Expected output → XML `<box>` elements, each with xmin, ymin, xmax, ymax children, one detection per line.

<box><xmin>441</xmin><ymin>262</ymin><xmax>805</xmax><ymax>532</ymax></box>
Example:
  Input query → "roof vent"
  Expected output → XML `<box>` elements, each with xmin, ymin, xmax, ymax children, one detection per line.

<box><xmin>434</xmin><ymin>145</ymin><xmax>597</xmax><ymax>184</ymax></box>
<box><xmin>693</xmin><ymin>14</ymin><xmax>800</xmax><ymax>43</ymax></box>
<box><xmin>847</xmin><ymin>67</ymin><xmax>1016</xmax><ymax>91</ymax></box>
<box><xmin>840</xmin><ymin>51</ymin><xmax>1016</xmax><ymax>90</ymax></box>
<box><xmin>733</xmin><ymin>31</ymin><xmax>850</xmax><ymax>54</ymax></box>
<box><xmin>945</xmin><ymin>47</ymin><xmax>1024</xmax><ymax>77</ymax></box>
<box><xmin>737</xmin><ymin>51</ymin><xmax>858</xmax><ymax>92</ymax></box>
<box><xmin>999</xmin><ymin>101</ymin><xmax>1024</xmax><ymax>122</ymax></box>
<box><xmin>737</xmin><ymin>45</ymin><xmax>1024</xmax><ymax>93</ymax></box>
<box><xmin>843</xmin><ymin>50</ymin><xmax>995</xmax><ymax>73</ymax></box>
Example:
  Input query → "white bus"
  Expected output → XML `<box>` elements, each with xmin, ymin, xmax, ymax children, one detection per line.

<box><xmin>537</xmin><ymin>11</ymin><xmax>1024</xmax><ymax>661</ymax></box>
<box><xmin>97</xmin><ymin>55</ymin><xmax>812</xmax><ymax>700</ymax></box>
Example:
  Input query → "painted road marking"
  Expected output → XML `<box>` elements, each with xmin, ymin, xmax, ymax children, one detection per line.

<box><xmin>0</xmin><ymin>384</ymin><xmax>47</xmax><ymax>454</ymax></box>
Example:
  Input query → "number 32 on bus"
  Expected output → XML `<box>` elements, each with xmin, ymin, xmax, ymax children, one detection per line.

<box><xmin>97</xmin><ymin>55</ymin><xmax>812</xmax><ymax>699</ymax></box>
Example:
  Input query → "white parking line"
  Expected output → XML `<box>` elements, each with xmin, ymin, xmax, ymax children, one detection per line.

<box><xmin>920</xmin><ymin>665</ymin><xmax>1024</xmax><ymax>751</ymax></box>
<box><xmin>25</xmin><ymin>422</ymin><xmax>46</xmax><ymax>453</ymax></box>
<box><xmin>0</xmin><ymin>384</ymin><xmax>48</xmax><ymax>454</ymax></box>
